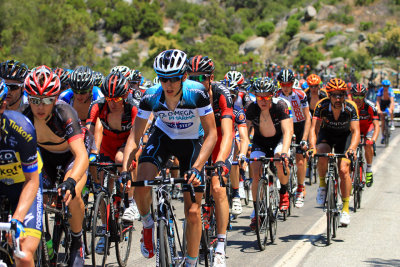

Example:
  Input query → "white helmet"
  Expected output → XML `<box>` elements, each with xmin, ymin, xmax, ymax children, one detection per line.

<box><xmin>153</xmin><ymin>76</ymin><xmax>160</xmax><ymax>85</ymax></box>
<box><xmin>224</xmin><ymin>71</ymin><xmax>244</xmax><ymax>90</ymax></box>
<box><xmin>153</xmin><ymin>49</ymin><xmax>187</xmax><ymax>78</ymax></box>
<box><xmin>110</xmin><ymin>65</ymin><xmax>131</xmax><ymax>78</ymax></box>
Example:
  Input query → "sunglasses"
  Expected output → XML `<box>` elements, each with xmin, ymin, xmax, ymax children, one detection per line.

<box><xmin>330</xmin><ymin>93</ymin><xmax>346</xmax><ymax>99</ymax></box>
<box><xmin>280</xmin><ymin>82</ymin><xmax>294</xmax><ymax>87</ymax></box>
<box><xmin>72</xmin><ymin>89</ymin><xmax>91</xmax><ymax>95</ymax></box>
<box><xmin>188</xmin><ymin>74</ymin><xmax>210</xmax><ymax>82</ymax></box>
<box><xmin>159</xmin><ymin>76</ymin><xmax>182</xmax><ymax>83</ymax></box>
<box><xmin>28</xmin><ymin>96</ymin><xmax>57</xmax><ymax>105</ymax></box>
<box><xmin>105</xmin><ymin>96</ymin><xmax>124</xmax><ymax>103</ymax></box>
<box><xmin>256</xmin><ymin>95</ymin><xmax>273</xmax><ymax>101</ymax></box>
<box><xmin>352</xmin><ymin>94</ymin><xmax>365</xmax><ymax>99</ymax></box>
<box><xmin>5</xmin><ymin>83</ymin><xmax>23</xmax><ymax>91</ymax></box>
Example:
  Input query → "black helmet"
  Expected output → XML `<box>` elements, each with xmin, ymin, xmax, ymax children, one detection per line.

<box><xmin>187</xmin><ymin>55</ymin><xmax>215</xmax><ymax>74</ymax></box>
<box><xmin>53</xmin><ymin>67</ymin><xmax>70</xmax><ymax>84</ymax></box>
<box><xmin>130</xmin><ymin>69</ymin><xmax>142</xmax><ymax>82</ymax></box>
<box><xmin>69</xmin><ymin>66</ymin><xmax>94</xmax><ymax>92</ymax></box>
<box><xmin>253</xmin><ymin>77</ymin><xmax>275</xmax><ymax>93</ymax></box>
<box><xmin>277</xmin><ymin>69</ymin><xmax>295</xmax><ymax>83</ymax></box>
<box><xmin>0</xmin><ymin>60</ymin><xmax>29</xmax><ymax>82</ymax></box>
<box><xmin>101</xmin><ymin>72</ymin><xmax>129</xmax><ymax>98</ymax></box>
<box><xmin>93</xmin><ymin>71</ymin><xmax>104</xmax><ymax>87</ymax></box>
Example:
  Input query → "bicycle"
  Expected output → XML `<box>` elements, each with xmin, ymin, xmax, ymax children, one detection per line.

<box><xmin>313</xmin><ymin>153</ymin><xmax>353</xmax><ymax>245</ymax></box>
<box><xmin>249</xmin><ymin>156</ymin><xmax>285</xmax><ymax>251</ymax></box>
<box><xmin>307</xmin><ymin>153</ymin><xmax>318</xmax><ymax>185</ymax></box>
<box><xmin>90</xmin><ymin>161</ymin><xmax>133</xmax><ymax>267</ymax></box>
<box><xmin>382</xmin><ymin>110</ymin><xmax>391</xmax><ymax>147</ymax></box>
<box><xmin>286</xmin><ymin>136</ymin><xmax>300</xmax><ymax>219</ymax></box>
<box><xmin>131</xmin><ymin>168</ymin><xmax>196</xmax><ymax>267</ymax></box>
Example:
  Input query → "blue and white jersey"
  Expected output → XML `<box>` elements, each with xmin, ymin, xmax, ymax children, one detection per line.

<box><xmin>59</xmin><ymin>86</ymin><xmax>104</xmax><ymax>105</ymax></box>
<box><xmin>137</xmin><ymin>80</ymin><xmax>213</xmax><ymax>139</ymax></box>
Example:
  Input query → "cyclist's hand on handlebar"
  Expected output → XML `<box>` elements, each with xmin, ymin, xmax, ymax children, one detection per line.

<box><xmin>307</xmin><ymin>148</ymin><xmax>316</xmax><ymax>157</ymax></box>
<box><xmin>10</xmin><ymin>219</ymin><xmax>25</xmax><ymax>239</ymax></box>
<box><xmin>185</xmin><ymin>168</ymin><xmax>202</xmax><ymax>187</ymax></box>
<box><xmin>366</xmin><ymin>139</ymin><xmax>374</xmax><ymax>146</ymax></box>
<box><xmin>299</xmin><ymin>140</ymin><xmax>309</xmax><ymax>151</ymax></box>
<box><xmin>345</xmin><ymin>148</ymin><xmax>355</xmax><ymax>160</ymax></box>
<box><xmin>89</xmin><ymin>153</ymin><xmax>99</xmax><ymax>163</ymax></box>
<box><xmin>215</xmin><ymin>161</ymin><xmax>229</xmax><ymax>176</ymax></box>
<box><xmin>120</xmin><ymin>171</ymin><xmax>132</xmax><ymax>189</ymax></box>
<box><xmin>237</xmin><ymin>153</ymin><xmax>247</xmax><ymax>168</ymax></box>
<box><xmin>57</xmin><ymin>177</ymin><xmax>76</xmax><ymax>206</ymax></box>
<box><xmin>280</xmin><ymin>153</ymin><xmax>289</xmax><ymax>164</ymax></box>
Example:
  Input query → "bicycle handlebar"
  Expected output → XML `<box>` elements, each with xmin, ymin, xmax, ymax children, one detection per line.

<box><xmin>0</xmin><ymin>222</ymin><xmax>26</xmax><ymax>259</ymax></box>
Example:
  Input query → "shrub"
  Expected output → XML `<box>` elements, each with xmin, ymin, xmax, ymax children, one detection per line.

<box><xmin>359</xmin><ymin>21</ymin><xmax>373</xmax><ymax>31</ymax></box>
<box><xmin>285</xmin><ymin>18</ymin><xmax>300</xmax><ymax>38</ymax></box>
<box><xmin>349</xmin><ymin>49</ymin><xmax>371</xmax><ymax>70</ymax></box>
<box><xmin>138</xmin><ymin>12</ymin><xmax>162</xmax><ymax>38</ymax></box>
<box><xmin>355</xmin><ymin>0</ymin><xmax>375</xmax><ymax>5</ymax></box>
<box><xmin>119</xmin><ymin>25</ymin><xmax>133</xmax><ymax>40</ymax></box>
<box><xmin>293</xmin><ymin>46</ymin><xmax>324</xmax><ymax>70</ymax></box>
<box><xmin>255</xmin><ymin>21</ymin><xmax>275</xmax><ymax>37</ymax></box>
<box><xmin>243</xmin><ymin>28</ymin><xmax>254</xmax><ymax>37</ymax></box>
<box><xmin>231</xmin><ymin>33</ymin><xmax>247</xmax><ymax>45</ymax></box>
<box><xmin>309</xmin><ymin>21</ymin><xmax>318</xmax><ymax>31</ymax></box>
<box><xmin>276</xmin><ymin>33</ymin><xmax>291</xmax><ymax>51</ymax></box>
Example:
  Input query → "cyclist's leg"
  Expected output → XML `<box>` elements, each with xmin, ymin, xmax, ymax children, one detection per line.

<box><xmin>336</xmin><ymin>133</ymin><xmax>352</xmax><ymax>225</ymax></box>
<box><xmin>316</xmin><ymin>131</ymin><xmax>331</xmax><ymax>205</ymax></box>
<box><xmin>230</xmin><ymin>143</ymin><xmax>240</xmax><ymax>198</ymax></box>
<box><xmin>364</xmin><ymin>127</ymin><xmax>375</xmax><ymax>186</ymax></box>
<box><xmin>274</xmin><ymin>141</ymin><xmax>289</xmax><ymax>210</ymax></box>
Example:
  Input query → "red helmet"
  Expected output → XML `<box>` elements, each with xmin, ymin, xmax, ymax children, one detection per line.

<box><xmin>325</xmin><ymin>78</ymin><xmax>347</xmax><ymax>93</ymax></box>
<box><xmin>24</xmin><ymin>65</ymin><xmax>61</xmax><ymax>96</ymax></box>
<box><xmin>306</xmin><ymin>74</ymin><xmax>321</xmax><ymax>86</ymax></box>
<box><xmin>351</xmin><ymin>83</ymin><xmax>367</xmax><ymax>95</ymax></box>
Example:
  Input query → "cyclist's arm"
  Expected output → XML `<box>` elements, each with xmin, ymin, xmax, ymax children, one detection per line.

<box><xmin>67</xmin><ymin>137</ymin><xmax>89</xmax><ymax>183</ymax></box>
<box><xmin>238</xmin><ymin>125</ymin><xmax>249</xmax><ymax>156</ymax></box>
<box><xmin>92</xmin><ymin>117</ymin><xmax>103</xmax><ymax>154</ymax></box>
<box><xmin>375</xmin><ymin>96</ymin><xmax>382</xmax><ymax>113</ymax></box>
<box><xmin>372</xmin><ymin>119</ymin><xmax>380</xmax><ymax>142</ymax></box>
<box><xmin>309</xmin><ymin>118</ymin><xmax>322</xmax><ymax>149</ymax></box>
<box><xmin>215</xmin><ymin>117</ymin><xmax>233</xmax><ymax>162</ymax></box>
<box><xmin>12</xmin><ymin>171</ymin><xmax>40</xmax><ymax>223</ymax></box>
<box><xmin>348</xmin><ymin>120</ymin><xmax>361</xmax><ymax>151</ymax></box>
<box><xmin>281</xmin><ymin>117</ymin><xmax>294</xmax><ymax>154</ymax></box>
<box><xmin>389</xmin><ymin>96</ymin><xmax>395</xmax><ymax>113</ymax></box>
<box><xmin>302</xmin><ymin>106</ymin><xmax>311</xmax><ymax>141</ymax></box>
<box><xmin>122</xmin><ymin>117</ymin><xmax>147</xmax><ymax>172</ymax></box>
<box><xmin>192</xmin><ymin>113</ymin><xmax>217</xmax><ymax>171</ymax></box>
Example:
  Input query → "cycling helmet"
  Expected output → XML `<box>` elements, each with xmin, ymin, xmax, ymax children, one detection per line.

<box><xmin>188</xmin><ymin>55</ymin><xmax>215</xmax><ymax>74</ymax></box>
<box><xmin>277</xmin><ymin>69</ymin><xmax>295</xmax><ymax>83</ymax></box>
<box><xmin>224</xmin><ymin>71</ymin><xmax>244</xmax><ymax>88</ymax></box>
<box><xmin>101</xmin><ymin>72</ymin><xmax>129</xmax><ymax>98</ymax></box>
<box><xmin>69</xmin><ymin>66</ymin><xmax>94</xmax><ymax>92</ymax></box>
<box><xmin>252</xmin><ymin>77</ymin><xmax>275</xmax><ymax>93</ymax></box>
<box><xmin>351</xmin><ymin>83</ymin><xmax>367</xmax><ymax>95</ymax></box>
<box><xmin>301</xmin><ymin>81</ymin><xmax>309</xmax><ymax>90</ymax></box>
<box><xmin>53</xmin><ymin>67</ymin><xmax>70</xmax><ymax>84</ymax></box>
<box><xmin>382</xmin><ymin>79</ymin><xmax>391</xmax><ymax>86</ymax></box>
<box><xmin>153</xmin><ymin>76</ymin><xmax>160</xmax><ymax>85</ymax></box>
<box><xmin>325</xmin><ymin>78</ymin><xmax>347</xmax><ymax>92</ymax></box>
<box><xmin>110</xmin><ymin>65</ymin><xmax>131</xmax><ymax>78</ymax></box>
<box><xmin>93</xmin><ymin>71</ymin><xmax>104</xmax><ymax>87</ymax></box>
<box><xmin>129</xmin><ymin>69</ymin><xmax>142</xmax><ymax>82</ymax></box>
<box><xmin>0</xmin><ymin>78</ymin><xmax>8</xmax><ymax>103</ymax></box>
<box><xmin>0</xmin><ymin>60</ymin><xmax>29</xmax><ymax>82</ymax></box>
<box><xmin>153</xmin><ymin>49</ymin><xmax>187</xmax><ymax>78</ymax></box>
<box><xmin>24</xmin><ymin>65</ymin><xmax>61</xmax><ymax>96</ymax></box>
<box><xmin>306</xmin><ymin>74</ymin><xmax>321</xmax><ymax>86</ymax></box>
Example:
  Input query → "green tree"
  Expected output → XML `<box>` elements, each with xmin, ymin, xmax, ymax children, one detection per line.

<box><xmin>139</xmin><ymin>12</ymin><xmax>163</xmax><ymax>38</ymax></box>
<box><xmin>293</xmin><ymin>46</ymin><xmax>324</xmax><ymax>70</ymax></box>
<box><xmin>255</xmin><ymin>21</ymin><xmax>275</xmax><ymax>37</ymax></box>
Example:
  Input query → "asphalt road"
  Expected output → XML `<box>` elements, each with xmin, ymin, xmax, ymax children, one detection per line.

<box><xmin>84</xmin><ymin>129</ymin><xmax>400</xmax><ymax>267</ymax></box>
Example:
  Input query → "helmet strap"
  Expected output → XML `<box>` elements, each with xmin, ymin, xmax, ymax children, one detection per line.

<box><xmin>175</xmin><ymin>79</ymin><xmax>183</xmax><ymax>97</ymax></box>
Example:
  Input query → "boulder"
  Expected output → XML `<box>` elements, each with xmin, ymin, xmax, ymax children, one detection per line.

<box><xmin>345</xmin><ymin>28</ymin><xmax>356</xmax><ymax>33</ymax></box>
<box><xmin>349</xmin><ymin>42</ymin><xmax>359</xmax><ymax>51</ymax></box>
<box><xmin>239</xmin><ymin>37</ymin><xmax>266</xmax><ymax>54</ymax></box>
<box><xmin>358</xmin><ymin>33</ymin><xmax>367</xmax><ymax>42</ymax></box>
<box><xmin>330</xmin><ymin>57</ymin><xmax>345</xmax><ymax>65</ymax></box>
<box><xmin>315</xmin><ymin>25</ymin><xmax>329</xmax><ymax>34</ymax></box>
<box><xmin>330</xmin><ymin>25</ymin><xmax>343</xmax><ymax>32</ymax></box>
<box><xmin>316</xmin><ymin>5</ymin><xmax>338</xmax><ymax>21</ymax></box>
<box><xmin>300</xmin><ymin>33</ymin><xmax>325</xmax><ymax>44</ymax></box>
<box><xmin>304</xmin><ymin>6</ymin><xmax>317</xmax><ymax>21</ymax></box>
<box><xmin>326</xmin><ymin>35</ymin><xmax>347</xmax><ymax>48</ymax></box>
<box><xmin>287</xmin><ymin>36</ymin><xmax>301</xmax><ymax>54</ymax></box>
<box><xmin>104</xmin><ymin>46</ymin><xmax>113</xmax><ymax>55</ymax></box>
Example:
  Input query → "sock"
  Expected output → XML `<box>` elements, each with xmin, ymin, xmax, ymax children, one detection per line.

<box><xmin>128</xmin><ymin>197</ymin><xmax>135</xmax><ymax>208</ymax></box>
<box><xmin>215</xmin><ymin>234</ymin><xmax>226</xmax><ymax>255</ymax></box>
<box><xmin>342</xmin><ymin>197</ymin><xmax>350</xmax><ymax>213</ymax></box>
<box><xmin>141</xmin><ymin>211</ymin><xmax>154</xmax><ymax>228</ymax></box>
<box><xmin>185</xmin><ymin>255</ymin><xmax>197</xmax><ymax>267</ymax></box>
<box><xmin>366</xmin><ymin>164</ymin><xmax>372</xmax><ymax>173</ymax></box>
<box><xmin>319</xmin><ymin>176</ymin><xmax>326</xmax><ymax>187</ymax></box>
<box><xmin>297</xmin><ymin>184</ymin><xmax>304</xmax><ymax>192</ymax></box>
<box><xmin>71</xmin><ymin>230</ymin><xmax>82</xmax><ymax>249</ymax></box>
<box><xmin>232</xmin><ymin>187</ymin><xmax>240</xmax><ymax>198</ymax></box>
<box><xmin>279</xmin><ymin>184</ymin><xmax>288</xmax><ymax>194</ymax></box>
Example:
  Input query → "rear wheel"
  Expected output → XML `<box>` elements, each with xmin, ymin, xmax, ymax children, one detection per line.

<box><xmin>269</xmin><ymin>181</ymin><xmax>279</xmax><ymax>244</ymax></box>
<box><xmin>326</xmin><ymin>179</ymin><xmax>334</xmax><ymax>245</ymax></box>
<box><xmin>244</xmin><ymin>179</ymin><xmax>251</xmax><ymax>206</ymax></box>
<box><xmin>91</xmin><ymin>191</ymin><xmax>109</xmax><ymax>267</ymax></box>
<box><xmin>115</xmin><ymin>213</ymin><xmax>133</xmax><ymax>266</ymax></box>
<box><xmin>255</xmin><ymin>178</ymin><xmax>268</xmax><ymax>251</ymax></box>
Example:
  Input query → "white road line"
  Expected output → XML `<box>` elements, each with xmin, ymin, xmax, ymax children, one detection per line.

<box><xmin>274</xmin><ymin>133</ymin><xmax>400</xmax><ymax>267</ymax></box>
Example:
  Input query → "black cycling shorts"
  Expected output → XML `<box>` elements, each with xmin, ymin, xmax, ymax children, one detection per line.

<box><xmin>139</xmin><ymin>127</ymin><xmax>205</xmax><ymax>193</ymax></box>
<box><xmin>317</xmin><ymin>130</ymin><xmax>352</xmax><ymax>154</ymax></box>
<box><xmin>294</xmin><ymin>121</ymin><xmax>305</xmax><ymax>154</ymax></box>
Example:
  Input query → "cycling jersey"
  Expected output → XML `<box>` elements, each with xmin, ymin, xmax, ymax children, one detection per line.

<box><xmin>376</xmin><ymin>87</ymin><xmax>395</xmax><ymax>110</ymax></box>
<box><xmin>246</xmin><ymin>98</ymin><xmax>293</xmax><ymax>146</ymax></box>
<box><xmin>276</xmin><ymin>88</ymin><xmax>308</xmax><ymax>123</ymax></box>
<box><xmin>235</xmin><ymin>89</ymin><xmax>253</xmax><ymax>111</ymax></box>
<box><xmin>86</xmin><ymin>97</ymin><xmax>139</xmax><ymax>161</ymax></box>
<box><xmin>358</xmin><ymin>99</ymin><xmax>379</xmax><ymax>135</ymax></box>
<box><xmin>304</xmin><ymin>88</ymin><xmax>328</xmax><ymax>114</ymax></box>
<box><xmin>137</xmin><ymin>80</ymin><xmax>213</xmax><ymax>139</ymax></box>
<box><xmin>313</xmin><ymin>98</ymin><xmax>359</xmax><ymax>133</ymax></box>
<box><xmin>233</xmin><ymin>105</ymin><xmax>246</xmax><ymax>128</ymax></box>
<box><xmin>0</xmin><ymin>111</ymin><xmax>42</xmax><ymax>185</ymax></box>
<box><xmin>59</xmin><ymin>86</ymin><xmax>104</xmax><ymax>105</ymax></box>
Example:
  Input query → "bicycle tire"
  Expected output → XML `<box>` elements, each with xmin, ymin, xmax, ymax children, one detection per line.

<box><xmin>91</xmin><ymin>191</ymin><xmax>109</xmax><ymax>267</ymax></box>
<box><xmin>244</xmin><ymin>179</ymin><xmax>251</xmax><ymax>206</ymax></box>
<box><xmin>326</xmin><ymin>177</ymin><xmax>334</xmax><ymax>245</ymax></box>
<box><xmin>269</xmin><ymin>180</ymin><xmax>279</xmax><ymax>244</ymax></box>
<box><xmin>200</xmin><ymin>227</ymin><xmax>210</xmax><ymax>267</ymax></box>
<box><xmin>352</xmin><ymin>160</ymin><xmax>360</xmax><ymax>213</ymax></box>
<box><xmin>158</xmin><ymin>220</ymin><xmax>173</xmax><ymax>267</ymax></box>
<box><xmin>255</xmin><ymin>178</ymin><xmax>268</xmax><ymax>251</ymax></box>
<box><xmin>204</xmin><ymin>205</ymin><xmax>217</xmax><ymax>267</ymax></box>
<box><xmin>35</xmin><ymin>236</ymin><xmax>51</xmax><ymax>267</ymax></box>
<box><xmin>115</xmin><ymin>215</ymin><xmax>133</xmax><ymax>267</ymax></box>
<box><xmin>83</xmin><ymin>192</ymin><xmax>94</xmax><ymax>255</ymax></box>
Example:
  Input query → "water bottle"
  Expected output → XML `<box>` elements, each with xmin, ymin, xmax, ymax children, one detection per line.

<box><xmin>45</xmin><ymin>232</ymin><xmax>55</xmax><ymax>260</ymax></box>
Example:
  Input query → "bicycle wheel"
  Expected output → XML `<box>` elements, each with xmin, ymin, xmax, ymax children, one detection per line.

<box><xmin>83</xmin><ymin>191</ymin><xmax>94</xmax><ymax>255</ymax></box>
<box><xmin>91</xmin><ymin>191</ymin><xmax>109</xmax><ymax>267</ymax></box>
<box><xmin>269</xmin><ymin>181</ymin><xmax>279</xmax><ymax>244</ymax></box>
<box><xmin>352</xmin><ymin>160</ymin><xmax>360</xmax><ymax>213</ymax></box>
<box><xmin>244</xmin><ymin>179</ymin><xmax>251</xmax><ymax>206</ymax></box>
<box><xmin>357</xmin><ymin>163</ymin><xmax>364</xmax><ymax>209</ymax></box>
<box><xmin>326</xmin><ymin>178</ymin><xmax>334</xmax><ymax>245</ymax></box>
<box><xmin>115</xmin><ymin>209</ymin><xmax>134</xmax><ymax>267</ymax></box>
<box><xmin>255</xmin><ymin>178</ymin><xmax>268</xmax><ymax>251</ymax></box>
<box><xmin>158</xmin><ymin>220</ymin><xmax>173</xmax><ymax>267</ymax></box>
<box><xmin>312</xmin><ymin>158</ymin><xmax>318</xmax><ymax>184</ymax></box>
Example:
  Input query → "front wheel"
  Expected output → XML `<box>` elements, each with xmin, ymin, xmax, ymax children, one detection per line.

<box><xmin>255</xmin><ymin>178</ymin><xmax>268</xmax><ymax>251</ymax></box>
<box><xmin>158</xmin><ymin>220</ymin><xmax>173</xmax><ymax>267</ymax></box>
<box><xmin>91</xmin><ymin>191</ymin><xmax>109</xmax><ymax>267</ymax></box>
<box><xmin>115</xmin><ymin>214</ymin><xmax>133</xmax><ymax>266</ymax></box>
<box><xmin>244</xmin><ymin>179</ymin><xmax>251</xmax><ymax>206</ymax></box>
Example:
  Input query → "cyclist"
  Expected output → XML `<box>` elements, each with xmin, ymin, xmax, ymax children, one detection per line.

<box><xmin>121</xmin><ymin>49</ymin><xmax>217</xmax><ymax>267</ymax></box>
<box><xmin>0</xmin><ymin>79</ymin><xmax>43</xmax><ymax>267</ymax></box>
<box><xmin>304</xmin><ymin>74</ymin><xmax>328</xmax><ymax>115</ymax></box>
<box><xmin>375</xmin><ymin>79</ymin><xmax>395</xmax><ymax>143</ymax></box>
<box><xmin>276</xmin><ymin>69</ymin><xmax>311</xmax><ymax>208</ymax></box>
<box><xmin>86</xmin><ymin>72</ymin><xmax>140</xmax><ymax>251</ymax></box>
<box><xmin>246</xmin><ymin>77</ymin><xmax>293</xmax><ymax>229</ymax></box>
<box><xmin>92</xmin><ymin>71</ymin><xmax>104</xmax><ymax>88</ymax></box>
<box><xmin>350</xmin><ymin>83</ymin><xmax>380</xmax><ymax>187</ymax></box>
<box><xmin>0</xmin><ymin>60</ymin><xmax>29</xmax><ymax>111</ymax></box>
<box><xmin>128</xmin><ymin>69</ymin><xmax>144</xmax><ymax>100</ymax></box>
<box><xmin>224</xmin><ymin>71</ymin><xmax>253</xmax><ymax>111</ymax></box>
<box><xmin>188</xmin><ymin>55</ymin><xmax>234</xmax><ymax>266</ymax></box>
<box><xmin>59</xmin><ymin>66</ymin><xmax>103</xmax><ymax>123</ymax></box>
<box><xmin>53</xmin><ymin>67</ymin><xmax>72</xmax><ymax>92</ymax></box>
<box><xmin>22</xmin><ymin>65</ymin><xmax>89</xmax><ymax>266</ymax></box>
<box><xmin>309</xmin><ymin>78</ymin><xmax>360</xmax><ymax>226</ymax></box>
